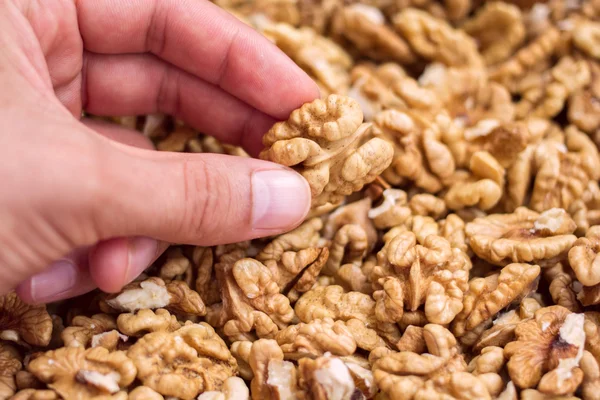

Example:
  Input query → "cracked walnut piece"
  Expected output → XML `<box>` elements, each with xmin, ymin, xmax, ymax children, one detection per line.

<box><xmin>0</xmin><ymin>292</ymin><xmax>52</xmax><ymax>347</ymax></box>
<box><xmin>465</xmin><ymin>207</ymin><xmax>577</xmax><ymax>266</ymax></box>
<box><xmin>127</xmin><ymin>322</ymin><xmax>237</xmax><ymax>399</ymax></box>
<box><xmin>568</xmin><ymin>225</ymin><xmax>600</xmax><ymax>286</ymax></box>
<box><xmin>259</xmin><ymin>95</ymin><xmax>394</xmax><ymax>207</ymax></box>
<box><xmin>27</xmin><ymin>347</ymin><xmax>136</xmax><ymax>399</ymax></box>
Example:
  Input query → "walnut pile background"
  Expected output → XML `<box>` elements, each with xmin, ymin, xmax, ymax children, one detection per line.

<box><xmin>4</xmin><ymin>0</ymin><xmax>600</xmax><ymax>399</ymax></box>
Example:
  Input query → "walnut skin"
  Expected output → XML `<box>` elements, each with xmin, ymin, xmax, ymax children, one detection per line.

<box><xmin>260</xmin><ymin>95</ymin><xmax>394</xmax><ymax>207</ymax></box>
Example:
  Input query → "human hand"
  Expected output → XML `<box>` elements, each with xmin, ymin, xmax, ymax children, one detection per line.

<box><xmin>0</xmin><ymin>0</ymin><xmax>318</xmax><ymax>304</ymax></box>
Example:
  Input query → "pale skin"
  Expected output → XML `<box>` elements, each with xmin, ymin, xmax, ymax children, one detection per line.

<box><xmin>0</xmin><ymin>0</ymin><xmax>318</xmax><ymax>304</ymax></box>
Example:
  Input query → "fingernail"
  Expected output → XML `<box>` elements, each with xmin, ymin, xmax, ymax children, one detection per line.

<box><xmin>125</xmin><ymin>237</ymin><xmax>158</xmax><ymax>283</ymax></box>
<box><xmin>30</xmin><ymin>260</ymin><xmax>77</xmax><ymax>303</ymax></box>
<box><xmin>251</xmin><ymin>169</ymin><xmax>311</xmax><ymax>230</ymax></box>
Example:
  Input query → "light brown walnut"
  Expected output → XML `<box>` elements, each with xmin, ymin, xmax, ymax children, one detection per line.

<box><xmin>116</xmin><ymin>309</ymin><xmax>180</xmax><ymax>337</ymax></box>
<box><xmin>0</xmin><ymin>292</ymin><xmax>52</xmax><ymax>347</ymax></box>
<box><xmin>568</xmin><ymin>225</ymin><xmax>600</xmax><ymax>287</ymax></box>
<box><xmin>61</xmin><ymin>314</ymin><xmax>116</xmax><ymax>348</ymax></box>
<box><xmin>0</xmin><ymin>343</ymin><xmax>21</xmax><ymax>399</ymax></box>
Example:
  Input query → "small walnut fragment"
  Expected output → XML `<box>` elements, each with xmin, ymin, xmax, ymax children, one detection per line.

<box><xmin>569</xmin><ymin>225</ymin><xmax>600</xmax><ymax>287</ymax></box>
<box><xmin>104</xmin><ymin>278</ymin><xmax>205</xmax><ymax>317</ymax></box>
<box><xmin>197</xmin><ymin>376</ymin><xmax>250</xmax><ymax>400</ymax></box>
<box><xmin>504</xmin><ymin>306</ymin><xmax>585</xmax><ymax>396</ymax></box>
<box><xmin>465</xmin><ymin>207</ymin><xmax>577</xmax><ymax>266</ymax></box>
<box><xmin>0</xmin><ymin>292</ymin><xmax>52</xmax><ymax>347</ymax></box>
<box><xmin>127</xmin><ymin>323</ymin><xmax>237</xmax><ymax>399</ymax></box>
<box><xmin>260</xmin><ymin>95</ymin><xmax>394</xmax><ymax>207</ymax></box>
<box><xmin>371</xmin><ymin>230</ymin><xmax>470</xmax><ymax>324</ymax></box>
<box><xmin>297</xmin><ymin>354</ymin><xmax>358</xmax><ymax>399</ymax></box>
<box><xmin>248</xmin><ymin>339</ymin><xmax>298</xmax><ymax>400</ymax></box>
<box><xmin>116</xmin><ymin>309</ymin><xmax>180</xmax><ymax>337</ymax></box>
<box><xmin>27</xmin><ymin>347</ymin><xmax>135</xmax><ymax>399</ymax></box>
<box><xmin>61</xmin><ymin>314</ymin><xmax>116</xmax><ymax>348</ymax></box>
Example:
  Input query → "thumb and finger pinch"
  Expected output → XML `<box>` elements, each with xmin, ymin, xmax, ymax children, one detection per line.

<box><xmin>11</xmin><ymin>124</ymin><xmax>311</xmax><ymax>303</ymax></box>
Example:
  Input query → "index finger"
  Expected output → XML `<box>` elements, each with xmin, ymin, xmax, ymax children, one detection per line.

<box><xmin>76</xmin><ymin>0</ymin><xmax>319</xmax><ymax>119</ymax></box>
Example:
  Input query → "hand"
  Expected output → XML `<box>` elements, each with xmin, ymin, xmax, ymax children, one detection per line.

<box><xmin>0</xmin><ymin>0</ymin><xmax>318</xmax><ymax>304</ymax></box>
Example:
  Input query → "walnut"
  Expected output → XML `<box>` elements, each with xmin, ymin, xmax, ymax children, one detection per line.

<box><xmin>15</xmin><ymin>370</ymin><xmax>43</xmax><ymax>391</ymax></box>
<box><xmin>248</xmin><ymin>339</ymin><xmax>299</xmax><ymax>400</ymax></box>
<box><xmin>580</xmin><ymin>350</ymin><xmax>600</xmax><ymax>400</ymax></box>
<box><xmin>465</xmin><ymin>207</ymin><xmax>577</xmax><ymax>266</ymax></box>
<box><xmin>295</xmin><ymin>285</ymin><xmax>376</xmax><ymax>327</ymax></box>
<box><xmin>61</xmin><ymin>314</ymin><xmax>116</xmax><ymax>348</ymax></box>
<box><xmin>452</xmin><ymin>263</ymin><xmax>540</xmax><ymax>342</ymax></box>
<box><xmin>260</xmin><ymin>23</ymin><xmax>353</xmax><ymax>95</ymax></box>
<box><xmin>368</xmin><ymin>188</ymin><xmax>412</xmax><ymax>229</ymax></box>
<box><xmin>260</xmin><ymin>95</ymin><xmax>394</xmax><ymax>207</ymax></box>
<box><xmin>396</xmin><ymin>325</ymin><xmax>426</xmax><ymax>353</ymax></box>
<box><xmin>330</xmin><ymin>4</ymin><xmax>417</xmax><ymax>64</ymax></box>
<box><xmin>373</xmin><ymin>324</ymin><xmax>479</xmax><ymax>399</ymax></box>
<box><xmin>373</xmin><ymin>109</ymin><xmax>455</xmax><ymax>193</ymax></box>
<box><xmin>0</xmin><ymin>343</ymin><xmax>21</xmax><ymax>399</ymax></box>
<box><xmin>336</xmin><ymin>256</ymin><xmax>377</xmax><ymax>294</ymax></box>
<box><xmin>568</xmin><ymin>225</ymin><xmax>600</xmax><ymax>287</ymax></box>
<box><xmin>297</xmin><ymin>354</ymin><xmax>359</xmax><ymax>399</ymax></box>
<box><xmin>116</xmin><ymin>309</ymin><xmax>180</xmax><ymax>337</ymax></box>
<box><xmin>504</xmin><ymin>306</ymin><xmax>585</xmax><ymax>395</ymax></box>
<box><xmin>468</xmin><ymin>346</ymin><xmax>505</xmax><ymax>375</ymax></box>
<box><xmin>463</xmin><ymin>121</ymin><xmax>529</xmax><ymax>170</ymax></box>
<box><xmin>27</xmin><ymin>347</ymin><xmax>136</xmax><ymax>399</ymax></box>
<box><xmin>531</xmin><ymin>126</ymin><xmax>600</xmax><ymax>212</ymax></box>
<box><xmin>127</xmin><ymin>323</ymin><xmax>237</xmax><ymax>399</ymax></box>
<box><xmin>438</xmin><ymin>214</ymin><xmax>469</xmax><ymax>254</ymax></box>
<box><xmin>392</xmin><ymin>8</ymin><xmax>483</xmax><ymax>67</ymax></box>
<box><xmin>155</xmin><ymin>124</ymin><xmax>199</xmax><ymax>152</ymax></box>
<box><xmin>207</xmin><ymin>256</ymin><xmax>295</xmax><ymax>341</ymax></box>
<box><xmin>196</xmin><ymin>377</ymin><xmax>250</xmax><ymax>400</ymax></box>
<box><xmin>573</xmin><ymin>20</ymin><xmax>600</xmax><ymax>59</ymax></box>
<box><xmin>104</xmin><ymin>278</ymin><xmax>206</xmax><ymax>317</ymax></box>
<box><xmin>489</xmin><ymin>27</ymin><xmax>560</xmax><ymax>91</ymax></box>
<box><xmin>323</xmin><ymin>224</ymin><xmax>367</xmax><ymax>276</ymax></box>
<box><xmin>158</xmin><ymin>247</ymin><xmax>192</xmax><ymax>287</ymax></box>
<box><xmin>0</xmin><ymin>292</ymin><xmax>52</xmax><ymax>347</ymax></box>
<box><xmin>443</xmin><ymin>162</ymin><xmax>503</xmax><ymax>212</ymax></box>
<box><xmin>409</xmin><ymin>193</ymin><xmax>447</xmax><ymax>219</ymax></box>
<box><xmin>128</xmin><ymin>386</ymin><xmax>164</xmax><ymax>400</ymax></box>
<box><xmin>323</xmin><ymin>197</ymin><xmax>378</xmax><ymax>250</ymax></box>
<box><xmin>568</xmin><ymin>60</ymin><xmax>600</xmax><ymax>134</ymax></box>
<box><xmin>10</xmin><ymin>389</ymin><xmax>60</xmax><ymax>400</ymax></box>
<box><xmin>371</xmin><ymin>230</ymin><xmax>470</xmax><ymax>324</ymax></box>
<box><xmin>462</xmin><ymin>1</ymin><xmax>526</xmax><ymax>65</ymax></box>
<box><xmin>230</xmin><ymin>341</ymin><xmax>253</xmax><ymax>381</ymax></box>
<box><xmin>192</xmin><ymin>247</ymin><xmax>221</xmax><ymax>307</ymax></box>
<box><xmin>214</xmin><ymin>0</ymin><xmax>300</xmax><ymax>25</ymax></box>
<box><xmin>544</xmin><ymin>263</ymin><xmax>582</xmax><ymax>313</ymax></box>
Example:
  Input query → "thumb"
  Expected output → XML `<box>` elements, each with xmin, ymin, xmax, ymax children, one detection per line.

<box><xmin>90</xmin><ymin>139</ymin><xmax>312</xmax><ymax>246</ymax></box>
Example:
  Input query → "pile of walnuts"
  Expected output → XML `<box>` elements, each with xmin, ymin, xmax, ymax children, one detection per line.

<box><xmin>4</xmin><ymin>0</ymin><xmax>600</xmax><ymax>399</ymax></box>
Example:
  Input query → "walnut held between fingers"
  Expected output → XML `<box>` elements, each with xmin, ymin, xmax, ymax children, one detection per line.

<box><xmin>260</xmin><ymin>95</ymin><xmax>394</xmax><ymax>207</ymax></box>
<box><xmin>0</xmin><ymin>292</ymin><xmax>52</xmax><ymax>347</ymax></box>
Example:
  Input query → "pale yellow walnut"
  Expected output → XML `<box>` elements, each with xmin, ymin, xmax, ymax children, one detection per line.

<box><xmin>261</xmin><ymin>95</ymin><xmax>393</xmax><ymax>207</ymax></box>
<box><xmin>452</xmin><ymin>263</ymin><xmax>540</xmax><ymax>341</ymax></box>
<box><xmin>544</xmin><ymin>263</ymin><xmax>582</xmax><ymax>313</ymax></box>
<box><xmin>336</xmin><ymin>256</ymin><xmax>376</xmax><ymax>294</ymax></box>
<box><xmin>155</xmin><ymin>124</ymin><xmax>198</xmax><ymax>152</ymax></box>
<box><xmin>371</xmin><ymin>230</ymin><xmax>470</xmax><ymax>324</ymax></box>
<box><xmin>489</xmin><ymin>27</ymin><xmax>560</xmax><ymax>91</ymax></box>
<box><xmin>568</xmin><ymin>60</ymin><xmax>600</xmax><ymax>134</ymax></box>
<box><xmin>503</xmin><ymin>144</ymin><xmax>535</xmax><ymax>211</ymax></box>
<box><xmin>295</xmin><ymin>285</ymin><xmax>376</xmax><ymax>327</ymax></box>
<box><xmin>463</xmin><ymin>121</ymin><xmax>530</xmax><ymax>170</ymax></box>
<box><xmin>573</xmin><ymin>20</ymin><xmax>600</xmax><ymax>59</ymax></box>
<box><xmin>584</xmin><ymin>312</ymin><xmax>600</xmax><ymax>361</ymax></box>
<box><xmin>260</xmin><ymin>23</ymin><xmax>353</xmax><ymax>95</ymax></box>
<box><xmin>368</xmin><ymin>188</ymin><xmax>413</xmax><ymax>230</ymax></box>
<box><xmin>324</xmin><ymin>224</ymin><xmax>367</xmax><ymax>276</ymax></box>
<box><xmin>197</xmin><ymin>377</ymin><xmax>250</xmax><ymax>400</ymax></box>
<box><xmin>373</xmin><ymin>324</ymin><xmax>471</xmax><ymax>399</ymax></box>
<box><xmin>468</xmin><ymin>346</ymin><xmax>505</xmax><ymax>375</ymax></box>
<box><xmin>531</xmin><ymin>126</ymin><xmax>600</xmax><ymax>213</ymax></box>
<box><xmin>249</xmin><ymin>339</ymin><xmax>299</xmax><ymax>400</ymax></box>
<box><xmin>27</xmin><ymin>347</ymin><xmax>136</xmax><ymax>399</ymax></box>
<box><xmin>230</xmin><ymin>341</ymin><xmax>253</xmax><ymax>381</ymax></box>
<box><xmin>275</xmin><ymin>318</ymin><xmax>357</xmax><ymax>358</ymax></box>
<box><xmin>0</xmin><ymin>292</ymin><xmax>52</xmax><ymax>347</ymax></box>
<box><xmin>61</xmin><ymin>314</ymin><xmax>116</xmax><ymax>348</ymax></box>
<box><xmin>392</xmin><ymin>8</ymin><xmax>482</xmax><ymax>67</ymax></box>
<box><xmin>87</xmin><ymin>330</ymin><xmax>127</xmax><ymax>352</ymax></box>
<box><xmin>128</xmin><ymin>386</ymin><xmax>164</xmax><ymax>400</ymax></box>
<box><xmin>373</xmin><ymin>109</ymin><xmax>455</xmax><ymax>193</ymax></box>
<box><xmin>127</xmin><ymin>323</ymin><xmax>237</xmax><ymax>399</ymax></box>
<box><xmin>158</xmin><ymin>247</ymin><xmax>192</xmax><ymax>287</ymax></box>
<box><xmin>209</xmin><ymin>256</ymin><xmax>295</xmax><ymax>341</ymax></box>
<box><xmin>570</xmin><ymin>181</ymin><xmax>600</xmax><ymax>236</ymax></box>
<box><xmin>104</xmin><ymin>277</ymin><xmax>206</xmax><ymax>317</ymax></box>
<box><xmin>569</xmin><ymin>226</ymin><xmax>600</xmax><ymax>286</ymax></box>
<box><xmin>0</xmin><ymin>343</ymin><xmax>21</xmax><ymax>399</ymax></box>
<box><xmin>462</xmin><ymin>1</ymin><xmax>525</xmax><ymax>65</ymax></box>
<box><xmin>347</xmin><ymin>63</ymin><xmax>407</xmax><ymax>122</ymax></box>
<box><xmin>10</xmin><ymin>389</ymin><xmax>60</xmax><ymax>400</ymax></box>
<box><xmin>413</xmin><ymin>372</ymin><xmax>497</xmax><ymax>399</ymax></box>
<box><xmin>297</xmin><ymin>354</ymin><xmax>358</xmax><ymax>399</ymax></box>
<box><xmin>444</xmin><ymin>176</ymin><xmax>503</xmax><ymax>211</ymax></box>
<box><xmin>215</xmin><ymin>0</ymin><xmax>300</xmax><ymax>25</ymax></box>
<box><xmin>580</xmin><ymin>350</ymin><xmax>600</xmax><ymax>400</ymax></box>
<box><xmin>504</xmin><ymin>306</ymin><xmax>585</xmax><ymax>395</ymax></box>
<box><xmin>396</xmin><ymin>325</ymin><xmax>426</xmax><ymax>353</ymax></box>
<box><xmin>258</xmin><ymin>217</ymin><xmax>322</xmax><ymax>262</ymax></box>
<box><xmin>515</xmin><ymin>56</ymin><xmax>591</xmax><ymax>120</ymax></box>
<box><xmin>323</xmin><ymin>197</ymin><xmax>378</xmax><ymax>249</ymax></box>
<box><xmin>330</xmin><ymin>4</ymin><xmax>417</xmax><ymax>64</ymax></box>
<box><xmin>438</xmin><ymin>214</ymin><xmax>468</xmax><ymax>254</ymax></box>
<box><xmin>409</xmin><ymin>194</ymin><xmax>446</xmax><ymax>219</ymax></box>
<box><xmin>465</xmin><ymin>207</ymin><xmax>577</xmax><ymax>266</ymax></box>
<box><xmin>192</xmin><ymin>246</ymin><xmax>221</xmax><ymax>306</ymax></box>
<box><xmin>116</xmin><ymin>309</ymin><xmax>180</xmax><ymax>337</ymax></box>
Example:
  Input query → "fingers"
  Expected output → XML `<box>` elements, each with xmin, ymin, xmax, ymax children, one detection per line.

<box><xmin>76</xmin><ymin>0</ymin><xmax>319</xmax><ymax>119</ymax></box>
<box><xmin>82</xmin><ymin>52</ymin><xmax>274</xmax><ymax>155</ymax></box>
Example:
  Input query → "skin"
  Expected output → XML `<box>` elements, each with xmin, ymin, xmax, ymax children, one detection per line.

<box><xmin>0</xmin><ymin>0</ymin><xmax>319</xmax><ymax>304</ymax></box>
